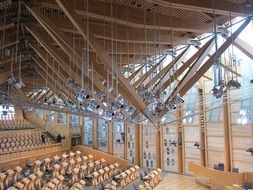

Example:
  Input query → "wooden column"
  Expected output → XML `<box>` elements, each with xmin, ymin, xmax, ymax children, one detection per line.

<box><xmin>66</xmin><ymin>114</ymin><xmax>70</xmax><ymax>125</ymax></box>
<box><xmin>55</xmin><ymin>112</ymin><xmax>59</xmax><ymax>123</ymax></box>
<box><xmin>80</xmin><ymin>117</ymin><xmax>84</xmax><ymax>145</ymax></box>
<box><xmin>108</xmin><ymin>121</ymin><xmax>113</xmax><ymax>154</ymax></box>
<box><xmin>92</xmin><ymin>118</ymin><xmax>98</xmax><ymax>149</ymax></box>
<box><xmin>156</xmin><ymin>125</ymin><xmax>162</xmax><ymax>169</ymax></box>
<box><xmin>176</xmin><ymin>105</ymin><xmax>184</xmax><ymax>173</ymax></box>
<box><xmin>223</xmin><ymin>92</ymin><xmax>232</xmax><ymax>172</ymax></box>
<box><xmin>135</xmin><ymin>124</ymin><xmax>142</xmax><ymax>167</ymax></box>
<box><xmin>198</xmin><ymin>87</ymin><xmax>207</xmax><ymax>166</ymax></box>
<box><xmin>124</xmin><ymin>123</ymin><xmax>128</xmax><ymax>159</ymax></box>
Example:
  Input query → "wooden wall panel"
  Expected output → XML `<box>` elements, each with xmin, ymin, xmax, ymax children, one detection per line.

<box><xmin>162</xmin><ymin>123</ymin><xmax>178</xmax><ymax>172</ymax></box>
<box><xmin>142</xmin><ymin>124</ymin><xmax>157</xmax><ymax>169</ymax></box>
<box><xmin>231</xmin><ymin>124</ymin><xmax>253</xmax><ymax>172</ymax></box>
<box><xmin>184</xmin><ymin>125</ymin><xmax>200</xmax><ymax>172</ymax></box>
<box><xmin>206</xmin><ymin>123</ymin><xmax>225</xmax><ymax>167</ymax></box>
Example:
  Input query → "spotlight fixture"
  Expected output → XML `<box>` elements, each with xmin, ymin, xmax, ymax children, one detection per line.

<box><xmin>112</xmin><ymin>98</ymin><xmax>125</xmax><ymax>111</ymax></box>
<box><xmin>7</xmin><ymin>74</ymin><xmax>17</xmax><ymax>85</ymax></box>
<box><xmin>173</xmin><ymin>94</ymin><xmax>184</xmax><ymax>105</ymax></box>
<box><xmin>146</xmin><ymin>93</ymin><xmax>157</xmax><ymax>105</ymax></box>
<box><xmin>165</xmin><ymin>101</ymin><xmax>176</xmax><ymax>111</ymax></box>
<box><xmin>211</xmin><ymin>82</ymin><xmax>227</xmax><ymax>99</ymax></box>
<box><xmin>217</xmin><ymin>26</ymin><xmax>230</xmax><ymax>38</ymax></box>
<box><xmin>125</xmin><ymin>106</ymin><xmax>136</xmax><ymax>116</ymax></box>
<box><xmin>14</xmin><ymin>80</ymin><xmax>25</xmax><ymax>89</ymax></box>
<box><xmin>76</xmin><ymin>89</ymin><xmax>90</xmax><ymax>102</ymax></box>
<box><xmin>7</xmin><ymin>74</ymin><xmax>25</xmax><ymax>89</ymax></box>
<box><xmin>73</xmin><ymin>82</ymin><xmax>81</xmax><ymax>91</ymax></box>
<box><xmin>227</xmin><ymin>79</ymin><xmax>241</xmax><ymax>89</ymax></box>
<box><xmin>102</xmin><ymin>110</ymin><xmax>115</xmax><ymax>121</ymax></box>
<box><xmin>163</xmin><ymin>48</ymin><xmax>177</xmax><ymax>57</ymax></box>
<box><xmin>246</xmin><ymin>147</ymin><xmax>253</xmax><ymax>155</ymax></box>
<box><xmin>66</xmin><ymin>78</ymin><xmax>75</xmax><ymax>89</ymax></box>
<box><xmin>86</xmin><ymin>100</ymin><xmax>100</xmax><ymax>112</ymax></box>
<box><xmin>52</xmin><ymin>97</ymin><xmax>57</xmax><ymax>104</ymax></box>
<box><xmin>155</xmin><ymin>102</ymin><xmax>165</xmax><ymax>113</ymax></box>
<box><xmin>188</xmin><ymin>39</ymin><xmax>201</xmax><ymax>48</ymax></box>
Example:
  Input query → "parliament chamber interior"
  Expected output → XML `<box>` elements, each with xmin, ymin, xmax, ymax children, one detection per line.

<box><xmin>1</xmin><ymin>0</ymin><xmax>253</xmax><ymax>189</ymax></box>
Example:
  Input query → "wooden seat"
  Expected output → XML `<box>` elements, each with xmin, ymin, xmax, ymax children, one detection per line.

<box><xmin>82</xmin><ymin>156</ymin><xmax>88</xmax><ymax>165</ymax></box>
<box><xmin>52</xmin><ymin>164</ymin><xmax>60</xmax><ymax>178</ymax></box>
<box><xmin>98</xmin><ymin>169</ymin><xmax>105</xmax><ymax>183</ymax></box>
<box><xmin>92</xmin><ymin>172</ymin><xmax>99</xmax><ymax>187</ymax></box>
<box><xmin>27</xmin><ymin>174</ymin><xmax>36</xmax><ymax>190</ymax></box>
<box><xmin>61</xmin><ymin>154</ymin><xmax>68</xmax><ymax>162</ymax></box>
<box><xmin>88</xmin><ymin>154</ymin><xmax>93</xmax><ymax>161</ymax></box>
<box><xmin>80</xmin><ymin>165</ymin><xmax>87</xmax><ymax>179</ymax></box>
<box><xmin>75</xmin><ymin>158</ymin><xmax>82</xmax><ymax>169</ymax></box>
<box><xmin>104</xmin><ymin>167</ymin><xmax>110</xmax><ymax>181</ymax></box>
<box><xmin>33</xmin><ymin>160</ymin><xmax>41</xmax><ymax>173</ymax></box>
<box><xmin>59</xmin><ymin>162</ymin><xmax>67</xmax><ymax>176</ymax></box>
<box><xmin>51</xmin><ymin>178</ymin><xmax>60</xmax><ymax>190</ymax></box>
<box><xmin>72</xmin><ymin>168</ymin><xmax>80</xmax><ymax>184</ymax></box>
<box><xmin>13</xmin><ymin>166</ymin><xmax>22</xmax><ymax>184</ymax></box>
<box><xmin>35</xmin><ymin>171</ymin><xmax>43</xmax><ymax>190</ymax></box>
<box><xmin>75</xmin><ymin>151</ymin><xmax>81</xmax><ymax>158</ymax></box>
<box><xmin>129</xmin><ymin>167</ymin><xmax>136</xmax><ymax>181</ymax></box>
<box><xmin>120</xmin><ymin>172</ymin><xmax>127</xmax><ymax>188</ymax></box>
<box><xmin>13</xmin><ymin>182</ymin><xmax>24</xmax><ymax>190</ymax></box>
<box><xmin>53</xmin><ymin>156</ymin><xmax>60</xmax><ymax>163</ymax></box>
<box><xmin>0</xmin><ymin>173</ymin><xmax>6</xmax><ymax>190</ymax></box>
<box><xmin>21</xmin><ymin>177</ymin><xmax>30</xmax><ymax>190</ymax></box>
<box><xmin>57</xmin><ymin>175</ymin><xmax>64</xmax><ymax>190</ymax></box>
<box><xmin>5</xmin><ymin>169</ymin><xmax>15</xmax><ymax>188</ymax></box>
<box><xmin>45</xmin><ymin>182</ymin><xmax>56</xmax><ymax>190</ymax></box>
<box><xmin>125</xmin><ymin>170</ymin><xmax>131</xmax><ymax>184</ymax></box>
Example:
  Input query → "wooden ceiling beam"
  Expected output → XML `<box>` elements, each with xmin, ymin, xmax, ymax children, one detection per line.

<box><xmin>37</xmin><ymin>89</ymin><xmax>52</xmax><ymax>103</ymax></box>
<box><xmin>169</xmin><ymin>39</ymin><xmax>215</xmax><ymax>99</ymax></box>
<box><xmin>25</xmin><ymin>6</ymin><xmax>108</xmax><ymax>92</ymax></box>
<box><xmin>154</xmin><ymin>37</ymin><xmax>214</xmax><ymax>95</ymax></box>
<box><xmin>50</xmin><ymin>19</ymin><xmax>189</xmax><ymax>46</ymax></box>
<box><xmin>145</xmin><ymin>46</ymin><xmax>190</xmax><ymax>90</ymax></box>
<box><xmin>133</xmin><ymin>55</ymin><xmax>167</xmax><ymax>88</ymax></box>
<box><xmin>55</xmin><ymin>0</ymin><xmax>154</xmax><ymax>122</ymax></box>
<box><xmin>40</xmin><ymin>0</ymin><xmax>211</xmax><ymax>33</ymax></box>
<box><xmin>234</xmin><ymin>38</ymin><xmax>253</xmax><ymax>60</ymax></box>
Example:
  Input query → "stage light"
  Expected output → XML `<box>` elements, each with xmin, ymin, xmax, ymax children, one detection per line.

<box><xmin>227</xmin><ymin>79</ymin><xmax>241</xmax><ymax>89</ymax></box>
<box><xmin>14</xmin><ymin>80</ymin><xmax>25</xmax><ymax>89</ymax></box>
<box><xmin>188</xmin><ymin>39</ymin><xmax>201</xmax><ymax>48</ymax></box>
<box><xmin>165</xmin><ymin>101</ymin><xmax>176</xmax><ymax>110</ymax></box>
<box><xmin>66</xmin><ymin>78</ymin><xmax>75</xmax><ymax>89</ymax></box>
<box><xmin>7</xmin><ymin>74</ymin><xmax>17</xmax><ymax>85</ymax></box>
<box><xmin>76</xmin><ymin>89</ymin><xmax>90</xmax><ymax>102</ymax></box>
<box><xmin>211</xmin><ymin>82</ymin><xmax>227</xmax><ymax>98</ymax></box>
<box><xmin>173</xmin><ymin>94</ymin><xmax>184</xmax><ymax>105</ymax></box>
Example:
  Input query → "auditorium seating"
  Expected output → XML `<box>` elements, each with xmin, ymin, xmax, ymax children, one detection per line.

<box><xmin>108</xmin><ymin>165</ymin><xmax>140</xmax><ymax>188</ymax></box>
<box><xmin>0</xmin><ymin>130</ymin><xmax>55</xmax><ymax>155</ymax></box>
<box><xmin>1</xmin><ymin>151</ymin><xmax>125</xmax><ymax>190</ymax></box>
<box><xmin>138</xmin><ymin>168</ymin><xmax>162</xmax><ymax>189</ymax></box>
<box><xmin>0</xmin><ymin>119</ymin><xmax>34</xmax><ymax>131</ymax></box>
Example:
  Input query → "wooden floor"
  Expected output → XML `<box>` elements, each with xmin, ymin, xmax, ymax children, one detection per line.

<box><xmin>154</xmin><ymin>173</ymin><xmax>209</xmax><ymax>190</ymax></box>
